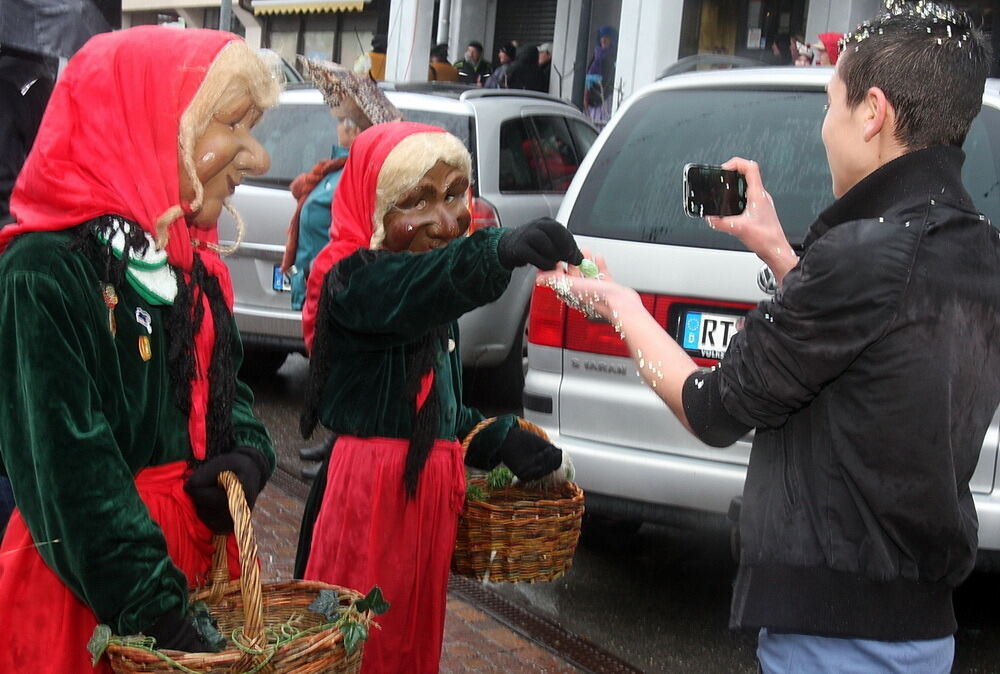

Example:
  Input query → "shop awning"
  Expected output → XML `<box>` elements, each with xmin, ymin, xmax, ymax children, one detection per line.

<box><xmin>253</xmin><ymin>0</ymin><xmax>366</xmax><ymax>15</ymax></box>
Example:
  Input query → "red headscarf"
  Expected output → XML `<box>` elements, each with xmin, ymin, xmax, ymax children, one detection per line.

<box><xmin>1</xmin><ymin>26</ymin><xmax>244</xmax><ymax>460</ymax></box>
<box><xmin>819</xmin><ymin>32</ymin><xmax>843</xmax><ymax>65</ymax></box>
<box><xmin>301</xmin><ymin>121</ymin><xmax>447</xmax><ymax>350</ymax></box>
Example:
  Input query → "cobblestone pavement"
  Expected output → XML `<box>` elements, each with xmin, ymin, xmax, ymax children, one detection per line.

<box><xmin>252</xmin><ymin>480</ymin><xmax>583</xmax><ymax>673</ymax></box>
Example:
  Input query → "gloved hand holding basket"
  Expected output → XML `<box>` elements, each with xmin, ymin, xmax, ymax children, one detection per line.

<box><xmin>453</xmin><ymin>417</ymin><xmax>585</xmax><ymax>583</ymax></box>
<box><xmin>91</xmin><ymin>471</ymin><xmax>388</xmax><ymax>673</ymax></box>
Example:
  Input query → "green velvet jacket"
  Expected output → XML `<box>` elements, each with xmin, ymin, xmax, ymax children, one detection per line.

<box><xmin>0</xmin><ymin>229</ymin><xmax>275</xmax><ymax>636</ymax></box>
<box><xmin>315</xmin><ymin>227</ymin><xmax>516</xmax><ymax>450</ymax></box>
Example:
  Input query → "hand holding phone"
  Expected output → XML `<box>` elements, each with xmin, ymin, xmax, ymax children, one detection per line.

<box><xmin>683</xmin><ymin>163</ymin><xmax>748</xmax><ymax>218</ymax></box>
<box><xmin>700</xmin><ymin>157</ymin><xmax>799</xmax><ymax>284</ymax></box>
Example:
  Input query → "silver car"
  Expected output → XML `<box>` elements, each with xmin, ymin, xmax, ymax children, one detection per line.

<box><xmin>523</xmin><ymin>67</ymin><xmax>1000</xmax><ymax>559</ymax></box>
<box><xmin>219</xmin><ymin>83</ymin><xmax>597</xmax><ymax>403</ymax></box>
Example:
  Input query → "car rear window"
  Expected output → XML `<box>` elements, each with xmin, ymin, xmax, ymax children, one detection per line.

<box><xmin>570</xmin><ymin>88</ymin><xmax>1000</xmax><ymax>249</ymax></box>
<box><xmin>247</xmin><ymin>103</ymin><xmax>474</xmax><ymax>189</ymax></box>
<box><xmin>569</xmin><ymin>89</ymin><xmax>830</xmax><ymax>250</ymax></box>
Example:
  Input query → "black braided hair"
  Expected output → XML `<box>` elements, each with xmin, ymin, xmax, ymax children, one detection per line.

<box><xmin>401</xmin><ymin>326</ymin><xmax>447</xmax><ymax>498</ymax></box>
<box><xmin>73</xmin><ymin>215</ymin><xmax>237</xmax><ymax>462</ymax></box>
<box><xmin>168</xmin><ymin>254</ymin><xmax>236</xmax><ymax>461</ymax></box>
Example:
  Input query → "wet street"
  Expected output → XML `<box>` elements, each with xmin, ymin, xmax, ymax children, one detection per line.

<box><xmin>247</xmin><ymin>353</ymin><xmax>1000</xmax><ymax>673</ymax></box>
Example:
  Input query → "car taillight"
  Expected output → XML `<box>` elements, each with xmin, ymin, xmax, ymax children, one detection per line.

<box><xmin>528</xmin><ymin>284</ymin><xmax>566</xmax><ymax>347</ymax></box>
<box><xmin>468</xmin><ymin>196</ymin><xmax>500</xmax><ymax>234</ymax></box>
<box><xmin>564</xmin><ymin>293</ymin><xmax>656</xmax><ymax>357</ymax></box>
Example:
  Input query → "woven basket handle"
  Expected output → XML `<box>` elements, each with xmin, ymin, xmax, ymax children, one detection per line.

<box><xmin>208</xmin><ymin>471</ymin><xmax>266</xmax><ymax>653</ymax></box>
<box><xmin>460</xmin><ymin>416</ymin><xmax>549</xmax><ymax>458</ymax></box>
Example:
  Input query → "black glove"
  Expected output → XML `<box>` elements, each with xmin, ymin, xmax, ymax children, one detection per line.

<box><xmin>146</xmin><ymin>609</ymin><xmax>214</xmax><ymax>653</ymax></box>
<box><xmin>497</xmin><ymin>217</ymin><xmax>584</xmax><ymax>271</ymax></box>
<box><xmin>498</xmin><ymin>427</ymin><xmax>563</xmax><ymax>482</ymax></box>
<box><xmin>185</xmin><ymin>446</ymin><xmax>269</xmax><ymax>533</ymax></box>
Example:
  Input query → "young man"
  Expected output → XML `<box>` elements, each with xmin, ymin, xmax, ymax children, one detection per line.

<box><xmin>539</xmin><ymin>3</ymin><xmax>999</xmax><ymax>672</ymax></box>
<box><xmin>453</xmin><ymin>40</ymin><xmax>491</xmax><ymax>86</ymax></box>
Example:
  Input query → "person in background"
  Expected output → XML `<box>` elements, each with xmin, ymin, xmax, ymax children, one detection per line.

<box><xmin>0</xmin><ymin>27</ymin><xmax>279</xmax><ymax>672</ymax></box>
<box><xmin>289</xmin><ymin>57</ymin><xmax>403</xmax><ymax>478</ymax></box>
<box><xmin>767</xmin><ymin>32</ymin><xmax>794</xmax><ymax>65</ymax></box>
<box><xmin>812</xmin><ymin>32</ymin><xmax>844</xmax><ymax>66</ymax></box>
<box><xmin>540</xmin><ymin>3</ymin><xmax>998</xmax><ymax>672</ymax></box>
<box><xmin>295</xmin><ymin>121</ymin><xmax>579</xmax><ymax>673</ymax></box>
<box><xmin>584</xmin><ymin>26</ymin><xmax>617</xmax><ymax>125</ymax></box>
<box><xmin>363</xmin><ymin>33</ymin><xmax>387</xmax><ymax>82</ymax></box>
<box><xmin>793</xmin><ymin>41</ymin><xmax>814</xmax><ymax>66</ymax></box>
<box><xmin>485</xmin><ymin>42</ymin><xmax>516</xmax><ymax>89</ymax></box>
<box><xmin>428</xmin><ymin>43</ymin><xmax>459</xmax><ymax>82</ymax></box>
<box><xmin>0</xmin><ymin>48</ymin><xmax>56</xmax><ymax>540</ymax></box>
<box><xmin>454</xmin><ymin>40</ymin><xmax>492</xmax><ymax>86</ymax></box>
<box><xmin>507</xmin><ymin>43</ymin><xmax>547</xmax><ymax>92</ymax></box>
<box><xmin>538</xmin><ymin>42</ymin><xmax>552</xmax><ymax>92</ymax></box>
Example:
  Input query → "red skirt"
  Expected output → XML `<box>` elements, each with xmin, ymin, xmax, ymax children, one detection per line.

<box><xmin>0</xmin><ymin>461</ymin><xmax>239</xmax><ymax>673</ymax></box>
<box><xmin>304</xmin><ymin>435</ymin><xmax>465</xmax><ymax>674</ymax></box>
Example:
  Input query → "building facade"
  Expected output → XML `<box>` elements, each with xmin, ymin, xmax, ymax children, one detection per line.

<box><xmin>121</xmin><ymin>0</ymin><xmax>1000</xmax><ymax>117</ymax></box>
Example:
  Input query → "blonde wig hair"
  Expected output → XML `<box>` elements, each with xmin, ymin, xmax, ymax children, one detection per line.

<box><xmin>370</xmin><ymin>131</ymin><xmax>472</xmax><ymax>249</ymax></box>
<box><xmin>156</xmin><ymin>40</ymin><xmax>282</xmax><ymax>249</ymax></box>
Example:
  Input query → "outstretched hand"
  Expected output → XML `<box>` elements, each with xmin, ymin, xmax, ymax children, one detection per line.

<box><xmin>705</xmin><ymin>158</ymin><xmax>798</xmax><ymax>283</ymax></box>
<box><xmin>497</xmin><ymin>217</ymin><xmax>584</xmax><ymax>270</ymax></box>
<box><xmin>536</xmin><ymin>250</ymin><xmax>636</xmax><ymax>323</ymax></box>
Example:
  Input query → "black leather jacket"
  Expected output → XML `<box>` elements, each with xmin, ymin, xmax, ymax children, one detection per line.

<box><xmin>685</xmin><ymin>146</ymin><xmax>1000</xmax><ymax>640</ymax></box>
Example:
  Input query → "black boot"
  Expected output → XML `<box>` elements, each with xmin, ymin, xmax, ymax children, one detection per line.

<box><xmin>301</xmin><ymin>462</ymin><xmax>321</xmax><ymax>481</ymax></box>
<box><xmin>299</xmin><ymin>434</ymin><xmax>335</xmax><ymax>462</ymax></box>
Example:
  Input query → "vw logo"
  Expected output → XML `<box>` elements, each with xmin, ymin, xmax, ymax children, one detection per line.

<box><xmin>757</xmin><ymin>265</ymin><xmax>777</xmax><ymax>295</ymax></box>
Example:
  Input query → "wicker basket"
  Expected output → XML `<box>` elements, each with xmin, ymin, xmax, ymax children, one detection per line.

<box><xmin>452</xmin><ymin>418</ymin><xmax>585</xmax><ymax>583</ymax></box>
<box><xmin>103</xmin><ymin>471</ymin><xmax>369</xmax><ymax>673</ymax></box>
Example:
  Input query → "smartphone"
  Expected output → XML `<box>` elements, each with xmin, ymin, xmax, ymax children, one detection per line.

<box><xmin>682</xmin><ymin>163</ymin><xmax>748</xmax><ymax>218</ymax></box>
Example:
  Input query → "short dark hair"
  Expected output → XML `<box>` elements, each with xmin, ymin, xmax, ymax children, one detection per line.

<box><xmin>839</xmin><ymin>2</ymin><xmax>991</xmax><ymax>149</ymax></box>
<box><xmin>467</xmin><ymin>41</ymin><xmax>484</xmax><ymax>53</ymax></box>
<box><xmin>431</xmin><ymin>43</ymin><xmax>449</xmax><ymax>61</ymax></box>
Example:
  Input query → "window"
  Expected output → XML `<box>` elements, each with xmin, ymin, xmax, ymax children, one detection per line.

<box><xmin>246</xmin><ymin>103</ymin><xmax>474</xmax><ymax>190</ymax></box>
<box><xmin>962</xmin><ymin>106</ymin><xmax>1000</xmax><ymax>231</ymax></box>
<box><xmin>570</xmin><ymin>88</ymin><xmax>830</xmax><ymax>250</ymax></box>
<box><xmin>499</xmin><ymin>115</ymin><xmax>591</xmax><ymax>193</ymax></box>
<box><xmin>248</xmin><ymin>104</ymin><xmax>338</xmax><ymax>188</ymax></box>
<box><xmin>528</xmin><ymin>116</ymin><xmax>584</xmax><ymax>192</ymax></box>
<box><xmin>499</xmin><ymin>119</ymin><xmax>543</xmax><ymax>192</ymax></box>
<box><xmin>569</xmin><ymin>119</ymin><xmax>599</xmax><ymax>159</ymax></box>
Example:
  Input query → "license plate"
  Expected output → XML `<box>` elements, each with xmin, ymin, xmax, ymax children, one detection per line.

<box><xmin>272</xmin><ymin>265</ymin><xmax>291</xmax><ymax>292</ymax></box>
<box><xmin>680</xmin><ymin>309</ymin><xmax>744</xmax><ymax>359</ymax></box>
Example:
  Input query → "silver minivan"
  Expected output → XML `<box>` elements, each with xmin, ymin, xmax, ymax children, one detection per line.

<box><xmin>219</xmin><ymin>83</ymin><xmax>597</xmax><ymax>404</ymax></box>
<box><xmin>523</xmin><ymin>67</ymin><xmax>1000</xmax><ymax>557</ymax></box>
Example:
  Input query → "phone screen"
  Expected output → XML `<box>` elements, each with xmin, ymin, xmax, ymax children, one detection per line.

<box><xmin>683</xmin><ymin>164</ymin><xmax>748</xmax><ymax>218</ymax></box>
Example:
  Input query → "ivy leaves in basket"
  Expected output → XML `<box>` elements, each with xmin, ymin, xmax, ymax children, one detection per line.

<box><xmin>466</xmin><ymin>464</ymin><xmax>514</xmax><ymax>501</ymax></box>
<box><xmin>308</xmin><ymin>586</ymin><xmax>390</xmax><ymax>654</ymax></box>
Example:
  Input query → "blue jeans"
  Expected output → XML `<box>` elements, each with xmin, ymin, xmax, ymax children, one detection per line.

<box><xmin>0</xmin><ymin>477</ymin><xmax>14</xmax><ymax>538</ymax></box>
<box><xmin>758</xmin><ymin>628</ymin><xmax>954</xmax><ymax>674</ymax></box>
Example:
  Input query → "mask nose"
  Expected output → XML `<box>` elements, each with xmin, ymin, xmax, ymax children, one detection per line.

<box><xmin>242</xmin><ymin>136</ymin><xmax>270</xmax><ymax>176</ymax></box>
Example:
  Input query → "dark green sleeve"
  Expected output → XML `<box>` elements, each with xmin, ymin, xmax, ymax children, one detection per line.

<box><xmin>229</xmin><ymin>322</ymin><xmax>276</xmax><ymax>473</ymax></box>
<box><xmin>0</xmin><ymin>266</ymin><xmax>187</xmax><ymax>635</ymax></box>
<box><xmin>326</xmin><ymin>227</ymin><xmax>511</xmax><ymax>348</ymax></box>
